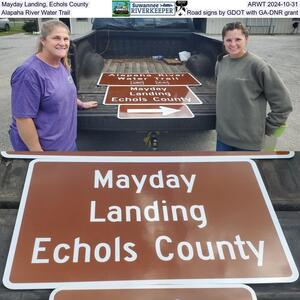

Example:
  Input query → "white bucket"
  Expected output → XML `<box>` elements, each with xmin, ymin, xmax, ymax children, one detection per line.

<box><xmin>179</xmin><ymin>51</ymin><xmax>191</xmax><ymax>62</ymax></box>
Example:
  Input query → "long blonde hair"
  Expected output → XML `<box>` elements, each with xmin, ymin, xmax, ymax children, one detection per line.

<box><xmin>37</xmin><ymin>20</ymin><xmax>71</xmax><ymax>70</ymax></box>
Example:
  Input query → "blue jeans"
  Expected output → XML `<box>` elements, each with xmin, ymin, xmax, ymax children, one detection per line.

<box><xmin>216</xmin><ymin>139</ymin><xmax>255</xmax><ymax>151</ymax></box>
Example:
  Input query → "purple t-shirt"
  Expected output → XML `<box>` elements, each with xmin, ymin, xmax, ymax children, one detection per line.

<box><xmin>9</xmin><ymin>55</ymin><xmax>77</xmax><ymax>151</ymax></box>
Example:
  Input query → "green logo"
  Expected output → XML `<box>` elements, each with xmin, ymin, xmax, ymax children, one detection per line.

<box><xmin>112</xmin><ymin>0</ymin><xmax>130</xmax><ymax>17</ymax></box>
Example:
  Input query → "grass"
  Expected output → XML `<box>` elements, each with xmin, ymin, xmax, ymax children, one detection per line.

<box><xmin>0</xmin><ymin>21</ymin><xmax>25</xmax><ymax>36</ymax></box>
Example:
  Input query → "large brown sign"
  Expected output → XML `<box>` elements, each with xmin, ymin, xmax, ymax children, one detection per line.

<box><xmin>103</xmin><ymin>86</ymin><xmax>202</xmax><ymax>105</ymax></box>
<box><xmin>97</xmin><ymin>72</ymin><xmax>201</xmax><ymax>86</ymax></box>
<box><xmin>50</xmin><ymin>286</ymin><xmax>257</xmax><ymax>300</ymax></box>
<box><xmin>3</xmin><ymin>157</ymin><xmax>298</xmax><ymax>289</ymax></box>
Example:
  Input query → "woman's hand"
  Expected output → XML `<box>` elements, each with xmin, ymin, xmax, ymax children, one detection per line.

<box><xmin>77</xmin><ymin>99</ymin><xmax>98</xmax><ymax>110</ymax></box>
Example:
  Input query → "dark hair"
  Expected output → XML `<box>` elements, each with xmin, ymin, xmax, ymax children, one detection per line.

<box><xmin>217</xmin><ymin>22</ymin><xmax>249</xmax><ymax>61</ymax></box>
<box><xmin>221</xmin><ymin>22</ymin><xmax>249</xmax><ymax>40</ymax></box>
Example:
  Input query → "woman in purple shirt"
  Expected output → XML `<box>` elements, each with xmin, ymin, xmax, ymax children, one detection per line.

<box><xmin>9</xmin><ymin>20</ymin><xmax>97</xmax><ymax>151</ymax></box>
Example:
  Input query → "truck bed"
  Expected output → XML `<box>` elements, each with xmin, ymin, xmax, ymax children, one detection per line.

<box><xmin>71</xmin><ymin>19</ymin><xmax>223</xmax><ymax>132</ymax></box>
<box><xmin>77</xmin><ymin>59</ymin><xmax>216</xmax><ymax>131</ymax></box>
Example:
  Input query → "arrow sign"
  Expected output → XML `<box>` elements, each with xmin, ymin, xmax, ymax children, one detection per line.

<box><xmin>118</xmin><ymin>104</ymin><xmax>194</xmax><ymax>119</ymax></box>
<box><xmin>127</xmin><ymin>106</ymin><xmax>180</xmax><ymax>116</ymax></box>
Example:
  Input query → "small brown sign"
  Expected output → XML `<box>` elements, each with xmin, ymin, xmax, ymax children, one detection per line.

<box><xmin>103</xmin><ymin>86</ymin><xmax>202</xmax><ymax>105</ymax></box>
<box><xmin>50</xmin><ymin>286</ymin><xmax>257</xmax><ymax>300</ymax></box>
<box><xmin>98</xmin><ymin>72</ymin><xmax>201</xmax><ymax>86</ymax></box>
<box><xmin>3</xmin><ymin>157</ymin><xmax>298</xmax><ymax>289</ymax></box>
<box><xmin>118</xmin><ymin>104</ymin><xmax>194</xmax><ymax>119</ymax></box>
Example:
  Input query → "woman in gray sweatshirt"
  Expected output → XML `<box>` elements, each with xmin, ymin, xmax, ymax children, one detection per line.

<box><xmin>215</xmin><ymin>22</ymin><xmax>293</xmax><ymax>151</ymax></box>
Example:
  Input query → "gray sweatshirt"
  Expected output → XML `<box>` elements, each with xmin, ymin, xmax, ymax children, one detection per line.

<box><xmin>215</xmin><ymin>52</ymin><xmax>293</xmax><ymax>150</ymax></box>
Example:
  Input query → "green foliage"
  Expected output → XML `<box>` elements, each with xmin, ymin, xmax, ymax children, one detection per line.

<box><xmin>22</xmin><ymin>20</ymin><xmax>38</xmax><ymax>33</ymax></box>
<box><xmin>0</xmin><ymin>21</ymin><xmax>25</xmax><ymax>36</ymax></box>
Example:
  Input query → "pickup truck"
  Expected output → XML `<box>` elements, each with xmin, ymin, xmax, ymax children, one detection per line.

<box><xmin>69</xmin><ymin>18</ymin><xmax>223</xmax><ymax>142</ymax></box>
<box><xmin>0</xmin><ymin>152</ymin><xmax>300</xmax><ymax>299</ymax></box>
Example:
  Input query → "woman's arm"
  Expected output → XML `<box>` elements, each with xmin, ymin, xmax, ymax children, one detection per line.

<box><xmin>260</xmin><ymin>65</ymin><xmax>293</xmax><ymax>136</ymax></box>
<box><xmin>16</xmin><ymin>118</ymin><xmax>43</xmax><ymax>151</ymax></box>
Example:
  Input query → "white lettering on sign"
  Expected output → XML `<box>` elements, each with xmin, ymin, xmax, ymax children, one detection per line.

<box><xmin>31</xmin><ymin>237</ymin><xmax>51</xmax><ymax>264</ymax></box>
<box><xmin>155</xmin><ymin>235</ymin><xmax>264</xmax><ymax>266</ymax></box>
<box><xmin>111</xmin><ymin>97</ymin><xmax>148</xmax><ymax>103</ymax></box>
<box><xmin>129</xmin><ymin>86</ymin><xmax>172</xmax><ymax>97</ymax></box>
<box><xmin>130</xmin><ymin>87</ymin><xmax>168</xmax><ymax>92</ymax></box>
<box><xmin>153</xmin><ymin>97</ymin><xmax>192</xmax><ymax>103</ymax></box>
<box><xmin>31</xmin><ymin>234</ymin><xmax>264</xmax><ymax>266</ymax></box>
<box><xmin>108</xmin><ymin>74</ymin><xmax>152</xmax><ymax>78</ymax></box>
<box><xmin>107</xmin><ymin>74</ymin><xmax>185</xmax><ymax>78</ymax></box>
<box><xmin>53</xmin><ymin>243</ymin><xmax>70</xmax><ymax>264</ymax></box>
<box><xmin>31</xmin><ymin>237</ymin><xmax>137</xmax><ymax>264</ymax></box>
<box><xmin>94</xmin><ymin>170</ymin><xmax>196</xmax><ymax>194</ymax></box>
<box><xmin>25</xmin><ymin>160</ymin><xmax>277</xmax><ymax>277</ymax></box>
<box><xmin>90</xmin><ymin>200</ymin><xmax>207</xmax><ymax>229</ymax></box>
<box><xmin>111</xmin><ymin>96</ymin><xmax>192</xmax><ymax>103</ymax></box>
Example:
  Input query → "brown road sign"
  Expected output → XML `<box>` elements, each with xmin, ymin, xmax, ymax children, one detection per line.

<box><xmin>50</xmin><ymin>285</ymin><xmax>257</xmax><ymax>300</ymax></box>
<box><xmin>103</xmin><ymin>86</ymin><xmax>202</xmax><ymax>105</ymax></box>
<box><xmin>3</xmin><ymin>157</ymin><xmax>298</xmax><ymax>289</ymax></box>
<box><xmin>118</xmin><ymin>104</ymin><xmax>194</xmax><ymax>119</ymax></box>
<box><xmin>97</xmin><ymin>72</ymin><xmax>201</xmax><ymax>86</ymax></box>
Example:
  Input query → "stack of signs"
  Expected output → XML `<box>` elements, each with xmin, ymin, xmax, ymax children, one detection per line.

<box><xmin>2</xmin><ymin>154</ymin><xmax>299</xmax><ymax>299</ymax></box>
<box><xmin>98</xmin><ymin>72</ymin><xmax>202</xmax><ymax>119</ymax></box>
